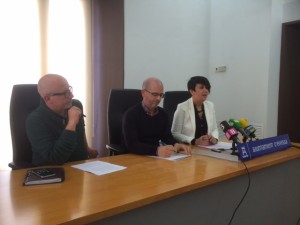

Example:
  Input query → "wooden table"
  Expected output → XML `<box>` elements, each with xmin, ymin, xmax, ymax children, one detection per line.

<box><xmin>1</xmin><ymin>147</ymin><xmax>300</xmax><ymax>225</ymax></box>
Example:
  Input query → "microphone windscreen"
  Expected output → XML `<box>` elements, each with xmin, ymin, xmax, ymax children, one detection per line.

<box><xmin>245</xmin><ymin>125</ymin><xmax>256</xmax><ymax>134</ymax></box>
<box><xmin>220</xmin><ymin>121</ymin><xmax>240</xmax><ymax>143</ymax></box>
<box><xmin>239</xmin><ymin>118</ymin><xmax>250</xmax><ymax>129</ymax></box>
<box><xmin>225</xmin><ymin>128</ymin><xmax>239</xmax><ymax>140</ymax></box>
<box><xmin>220</xmin><ymin>120</ymin><xmax>231</xmax><ymax>132</ymax></box>
<box><xmin>228</xmin><ymin>118</ymin><xmax>243</xmax><ymax>130</ymax></box>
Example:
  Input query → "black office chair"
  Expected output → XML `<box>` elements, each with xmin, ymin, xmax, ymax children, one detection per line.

<box><xmin>106</xmin><ymin>88</ymin><xmax>143</xmax><ymax>156</ymax></box>
<box><xmin>9</xmin><ymin>84</ymin><xmax>40</xmax><ymax>169</ymax></box>
<box><xmin>163</xmin><ymin>91</ymin><xmax>191</xmax><ymax>125</ymax></box>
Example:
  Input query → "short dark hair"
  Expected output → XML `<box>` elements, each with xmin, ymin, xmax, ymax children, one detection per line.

<box><xmin>187</xmin><ymin>76</ymin><xmax>211</xmax><ymax>92</ymax></box>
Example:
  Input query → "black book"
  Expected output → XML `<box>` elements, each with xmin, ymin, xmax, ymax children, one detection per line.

<box><xmin>23</xmin><ymin>167</ymin><xmax>65</xmax><ymax>186</ymax></box>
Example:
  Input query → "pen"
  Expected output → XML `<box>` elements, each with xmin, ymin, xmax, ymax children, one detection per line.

<box><xmin>159</xmin><ymin>140</ymin><xmax>178</xmax><ymax>153</ymax></box>
<box><xmin>159</xmin><ymin>140</ymin><xmax>167</xmax><ymax>146</ymax></box>
<box><xmin>211</xmin><ymin>149</ymin><xmax>222</xmax><ymax>153</ymax></box>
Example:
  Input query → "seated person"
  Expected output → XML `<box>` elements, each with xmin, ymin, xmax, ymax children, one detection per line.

<box><xmin>122</xmin><ymin>77</ymin><xmax>191</xmax><ymax>157</ymax></box>
<box><xmin>26</xmin><ymin>74</ymin><xmax>98</xmax><ymax>166</ymax></box>
<box><xmin>171</xmin><ymin>76</ymin><xmax>219</xmax><ymax>145</ymax></box>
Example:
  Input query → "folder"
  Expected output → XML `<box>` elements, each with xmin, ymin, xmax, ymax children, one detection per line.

<box><xmin>23</xmin><ymin>167</ymin><xmax>65</xmax><ymax>186</ymax></box>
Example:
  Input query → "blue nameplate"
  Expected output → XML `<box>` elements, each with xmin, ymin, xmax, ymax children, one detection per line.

<box><xmin>237</xmin><ymin>134</ymin><xmax>291</xmax><ymax>161</ymax></box>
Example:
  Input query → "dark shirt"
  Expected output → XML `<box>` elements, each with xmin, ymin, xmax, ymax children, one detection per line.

<box><xmin>191</xmin><ymin>104</ymin><xmax>208</xmax><ymax>145</ymax></box>
<box><xmin>194</xmin><ymin>104</ymin><xmax>208</xmax><ymax>138</ymax></box>
<box><xmin>121</xmin><ymin>102</ymin><xmax>176</xmax><ymax>155</ymax></box>
<box><xmin>26</xmin><ymin>99</ymin><xmax>88</xmax><ymax>166</ymax></box>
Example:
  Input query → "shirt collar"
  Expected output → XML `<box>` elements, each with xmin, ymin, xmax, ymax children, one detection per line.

<box><xmin>141</xmin><ymin>101</ymin><xmax>159</xmax><ymax>116</ymax></box>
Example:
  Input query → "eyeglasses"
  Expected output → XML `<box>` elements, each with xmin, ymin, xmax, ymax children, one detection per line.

<box><xmin>48</xmin><ymin>86</ymin><xmax>73</xmax><ymax>98</ymax></box>
<box><xmin>144</xmin><ymin>89</ymin><xmax>165</xmax><ymax>98</ymax></box>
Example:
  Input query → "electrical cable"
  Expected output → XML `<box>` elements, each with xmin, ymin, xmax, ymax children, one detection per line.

<box><xmin>228</xmin><ymin>160</ymin><xmax>251</xmax><ymax>225</ymax></box>
<box><xmin>227</xmin><ymin>144</ymin><xmax>298</xmax><ymax>224</ymax></box>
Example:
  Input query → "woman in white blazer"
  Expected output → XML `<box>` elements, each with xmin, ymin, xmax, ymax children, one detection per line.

<box><xmin>171</xmin><ymin>76</ymin><xmax>219</xmax><ymax>145</ymax></box>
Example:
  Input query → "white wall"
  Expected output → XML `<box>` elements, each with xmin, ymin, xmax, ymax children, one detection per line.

<box><xmin>209</xmin><ymin>0</ymin><xmax>273</xmax><ymax>137</ymax></box>
<box><xmin>124</xmin><ymin>0</ymin><xmax>210</xmax><ymax>91</ymax></box>
<box><xmin>124</xmin><ymin>0</ymin><xmax>300</xmax><ymax>138</ymax></box>
<box><xmin>265</xmin><ymin>0</ymin><xmax>284</xmax><ymax>142</ymax></box>
<box><xmin>282</xmin><ymin>0</ymin><xmax>300</xmax><ymax>23</ymax></box>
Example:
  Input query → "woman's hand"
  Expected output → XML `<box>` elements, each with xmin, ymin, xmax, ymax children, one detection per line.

<box><xmin>195</xmin><ymin>135</ymin><xmax>217</xmax><ymax>145</ymax></box>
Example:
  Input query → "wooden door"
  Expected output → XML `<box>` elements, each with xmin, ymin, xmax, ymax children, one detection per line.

<box><xmin>278</xmin><ymin>20</ymin><xmax>300</xmax><ymax>142</ymax></box>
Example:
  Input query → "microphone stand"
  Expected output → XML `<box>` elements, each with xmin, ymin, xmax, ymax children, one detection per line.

<box><xmin>231</xmin><ymin>142</ymin><xmax>239</xmax><ymax>156</ymax></box>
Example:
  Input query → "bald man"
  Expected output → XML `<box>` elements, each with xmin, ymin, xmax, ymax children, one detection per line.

<box><xmin>121</xmin><ymin>77</ymin><xmax>191</xmax><ymax>157</ymax></box>
<box><xmin>26</xmin><ymin>74</ymin><xmax>98</xmax><ymax>166</ymax></box>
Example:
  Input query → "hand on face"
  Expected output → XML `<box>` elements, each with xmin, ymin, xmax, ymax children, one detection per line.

<box><xmin>65</xmin><ymin>106</ymin><xmax>82</xmax><ymax>131</ymax></box>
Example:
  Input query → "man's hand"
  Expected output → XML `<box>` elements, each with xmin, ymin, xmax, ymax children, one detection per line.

<box><xmin>65</xmin><ymin>106</ymin><xmax>82</xmax><ymax>131</ymax></box>
<box><xmin>174</xmin><ymin>143</ymin><xmax>192</xmax><ymax>155</ymax></box>
<box><xmin>87</xmin><ymin>147</ymin><xmax>98</xmax><ymax>158</ymax></box>
<box><xmin>157</xmin><ymin>145</ymin><xmax>175</xmax><ymax>158</ymax></box>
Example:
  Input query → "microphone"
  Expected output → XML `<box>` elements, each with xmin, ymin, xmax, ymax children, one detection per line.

<box><xmin>228</xmin><ymin>118</ymin><xmax>250</xmax><ymax>142</ymax></box>
<box><xmin>219</xmin><ymin>121</ymin><xmax>241</xmax><ymax>144</ymax></box>
<box><xmin>239</xmin><ymin>118</ymin><xmax>258</xmax><ymax>140</ymax></box>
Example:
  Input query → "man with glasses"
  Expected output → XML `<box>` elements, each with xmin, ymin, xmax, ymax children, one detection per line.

<box><xmin>122</xmin><ymin>77</ymin><xmax>191</xmax><ymax>157</ymax></box>
<box><xmin>26</xmin><ymin>74</ymin><xmax>98</xmax><ymax>166</ymax></box>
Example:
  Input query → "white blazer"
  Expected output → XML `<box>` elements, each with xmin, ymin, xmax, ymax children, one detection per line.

<box><xmin>171</xmin><ymin>97</ymin><xmax>219</xmax><ymax>144</ymax></box>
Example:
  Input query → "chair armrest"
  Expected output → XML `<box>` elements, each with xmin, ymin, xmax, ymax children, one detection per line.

<box><xmin>105</xmin><ymin>144</ymin><xmax>127</xmax><ymax>156</ymax></box>
<box><xmin>8</xmin><ymin>161</ymin><xmax>35</xmax><ymax>170</ymax></box>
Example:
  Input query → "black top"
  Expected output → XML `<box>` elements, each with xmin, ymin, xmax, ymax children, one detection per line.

<box><xmin>191</xmin><ymin>104</ymin><xmax>208</xmax><ymax>145</ymax></box>
<box><xmin>121</xmin><ymin>102</ymin><xmax>176</xmax><ymax>155</ymax></box>
<box><xmin>194</xmin><ymin>104</ymin><xmax>208</xmax><ymax>138</ymax></box>
<box><xmin>26</xmin><ymin>99</ymin><xmax>88</xmax><ymax>166</ymax></box>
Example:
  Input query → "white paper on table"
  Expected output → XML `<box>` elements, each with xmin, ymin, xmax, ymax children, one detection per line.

<box><xmin>148</xmin><ymin>153</ymin><xmax>191</xmax><ymax>161</ymax></box>
<box><xmin>72</xmin><ymin>161</ymin><xmax>126</xmax><ymax>176</ymax></box>
<box><xmin>194</xmin><ymin>141</ymin><xmax>239</xmax><ymax>162</ymax></box>
<box><xmin>197</xmin><ymin>141</ymin><xmax>233</xmax><ymax>150</ymax></box>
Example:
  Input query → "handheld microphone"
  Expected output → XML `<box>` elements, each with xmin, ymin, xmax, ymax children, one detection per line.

<box><xmin>228</xmin><ymin>118</ymin><xmax>250</xmax><ymax>142</ymax></box>
<box><xmin>239</xmin><ymin>118</ymin><xmax>257</xmax><ymax>140</ymax></box>
<box><xmin>219</xmin><ymin>121</ymin><xmax>241</xmax><ymax>144</ymax></box>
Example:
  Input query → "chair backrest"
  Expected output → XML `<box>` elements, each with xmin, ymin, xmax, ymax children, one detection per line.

<box><xmin>163</xmin><ymin>91</ymin><xmax>191</xmax><ymax>125</ymax></box>
<box><xmin>9</xmin><ymin>84</ymin><xmax>40</xmax><ymax>169</ymax></box>
<box><xmin>107</xmin><ymin>89</ymin><xmax>142</xmax><ymax>152</ymax></box>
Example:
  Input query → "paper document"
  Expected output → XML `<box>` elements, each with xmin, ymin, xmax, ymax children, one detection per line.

<box><xmin>198</xmin><ymin>141</ymin><xmax>233</xmax><ymax>150</ymax></box>
<box><xmin>149</xmin><ymin>153</ymin><xmax>191</xmax><ymax>161</ymax></box>
<box><xmin>72</xmin><ymin>161</ymin><xmax>126</xmax><ymax>176</ymax></box>
<box><xmin>193</xmin><ymin>148</ymin><xmax>239</xmax><ymax>162</ymax></box>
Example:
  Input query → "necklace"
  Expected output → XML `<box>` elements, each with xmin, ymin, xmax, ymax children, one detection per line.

<box><xmin>196</xmin><ymin>107</ymin><xmax>203</xmax><ymax>113</ymax></box>
<box><xmin>194</xmin><ymin>103</ymin><xmax>204</xmax><ymax>114</ymax></box>
<box><xmin>196</xmin><ymin>105</ymin><xmax>204</xmax><ymax>119</ymax></box>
